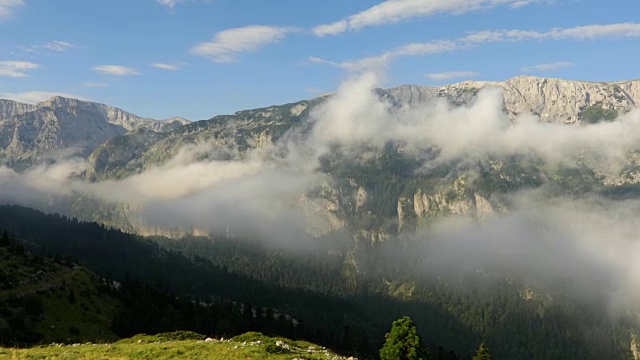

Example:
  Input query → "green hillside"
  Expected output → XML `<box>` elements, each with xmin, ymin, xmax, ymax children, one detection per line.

<box><xmin>0</xmin><ymin>233</ymin><xmax>120</xmax><ymax>345</ymax></box>
<box><xmin>2</xmin><ymin>331</ymin><xmax>352</xmax><ymax>360</ymax></box>
<box><xmin>1</xmin><ymin>205</ymin><xmax>639</xmax><ymax>359</ymax></box>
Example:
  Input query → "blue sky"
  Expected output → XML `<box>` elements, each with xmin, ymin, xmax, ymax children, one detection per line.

<box><xmin>0</xmin><ymin>0</ymin><xmax>639</xmax><ymax>120</ymax></box>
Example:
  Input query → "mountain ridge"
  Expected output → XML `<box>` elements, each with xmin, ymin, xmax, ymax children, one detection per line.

<box><xmin>0</xmin><ymin>96</ymin><xmax>191</xmax><ymax>168</ymax></box>
<box><xmin>385</xmin><ymin>75</ymin><xmax>640</xmax><ymax>123</ymax></box>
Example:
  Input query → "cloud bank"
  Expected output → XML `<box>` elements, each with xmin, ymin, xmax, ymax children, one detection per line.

<box><xmin>2</xmin><ymin>71</ymin><xmax>640</xmax><ymax>310</ymax></box>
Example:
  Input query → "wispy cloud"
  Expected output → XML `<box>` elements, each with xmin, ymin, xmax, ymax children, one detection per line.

<box><xmin>92</xmin><ymin>65</ymin><xmax>140</xmax><ymax>76</ymax></box>
<box><xmin>310</xmin><ymin>40</ymin><xmax>460</xmax><ymax>72</ymax></box>
<box><xmin>0</xmin><ymin>0</ymin><xmax>24</xmax><ymax>22</ymax></box>
<box><xmin>0</xmin><ymin>60</ymin><xmax>39</xmax><ymax>77</ymax></box>
<box><xmin>425</xmin><ymin>70</ymin><xmax>479</xmax><ymax>81</ymax></box>
<box><xmin>151</xmin><ymin>63</ymin><xmax>182</xmax><ymax>70</ymax></box>
<box><xmin>22</xmin><ymin>40</ymin><xmax>78</xmax><ymax>54</ymax></box>
<box><xmin>307</xmin><ymin>40</ymin><xmax>461</xmax><ymax>72</ymax></box>
<box><xmin>83</xmin><ymin>82</ymin><xmax>108</xmax><ymax>88</ymax></box>
<box><xmin>521</xmin><ymin>61</ymin><xmax>573</xmax><ymax>72</ymax></box>
<box><xmin>0</xmin><ymin>91</ymin><xmax>88</xmax><ymax>104</ymax></box>
<box><xmin>313</xmin><ymin>0</ymin><xmax>542</xmax><ymax>36</ymax></box>
<box><xmin>190</xmin><ymin>25</ymin><xmax>299</xmax><ymax>63</ymax></box>
<box><xmin>464</xmin><ymin>23</ymin><xmax>640</xmax><ymax>43</ymax></box>
<box><xmin>156</xmin><ymin>0</ymin><xmax>187</xmax><ymax>9</ymax></box>
<box><xmin>312</xmin><ymin>22</ymin><xmax>640</xmax><ymax>72</ymax></box>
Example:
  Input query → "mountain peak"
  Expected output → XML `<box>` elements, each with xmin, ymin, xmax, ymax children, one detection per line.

<box><xmin>35</xmin><ymin>96</ymin><xmax>88</xmax><ymax>110</ymax></box>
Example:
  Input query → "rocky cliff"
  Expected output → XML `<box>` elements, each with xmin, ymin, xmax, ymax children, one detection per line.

<box><xmin>0</xmin><ymin>96</ymin><xmax>190</xmax><ymax>168</ymax></box>
<box><xmin>385</xmin><ymin>76</ymin><xmax>640</xmax><ymax>123</ymax></box>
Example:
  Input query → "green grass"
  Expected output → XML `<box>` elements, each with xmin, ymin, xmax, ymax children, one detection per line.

<box><xmin>1</xmin><ymin>332</ymin><xmax>352</xmax><ymax>360</ymax></box>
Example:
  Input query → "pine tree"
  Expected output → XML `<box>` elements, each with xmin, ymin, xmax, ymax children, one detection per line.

<box><xmin>379</xmin><ymin>316</ymin><xmax>427</xmax><ymax>360</ymax></box>
<box><xmin>0</xmin><ymin>230</ymin><xmax>9</xmax><ymax>246</ymax></box>
<box><xmin>472</xmin><ymin>342</ymin><xmax>493</xmax><ymax>360</ymax></box>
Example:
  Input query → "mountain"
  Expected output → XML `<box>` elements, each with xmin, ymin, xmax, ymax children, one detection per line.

<box><xmin>4</xmin><ymin>76</ymin><xmax>639</xmax><ymax>241</ymax></box>
<box><xmin>3</xmin><ymin>76</ymin><xmax>640</xmax><ymax>359</ymax></box>
<box><xmin>385</xmin><ymin>76</ymin><xmax>640</xmax><ymax>123</ymax></box>
<box><xmin>85</xmin><ymin>76</ymin><xmax>640</xmax><ymax>180</ymax></box>
<box><xmin>0</xmin><ymin>96</ymin><xmax>190</xmax><ymax>169</ymax></box>
<box><xmin>60</xmin><ymin>76</ymin><xmax>640</xmax><ymax>237</ymax></box>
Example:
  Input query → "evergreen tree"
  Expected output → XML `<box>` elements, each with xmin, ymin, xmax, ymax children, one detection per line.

<box><xmin>1</xmin><ymin>230</ymin><xmax>9</xmax><ymax>246</ymax></box>
<box><xmin>380</xmin><ymin>316</ymin><xmax>427</xmax><ymax>360</ymax></box>
<box><xmin>472</xmin><ymin>343</ymin><xmax>493</xmax><ymax>360</ymax></box>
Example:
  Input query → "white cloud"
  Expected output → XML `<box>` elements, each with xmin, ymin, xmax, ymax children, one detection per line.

<box><xmin>548</xmin><ymin>23</ymin><xmax>640</xmax><ymax>40</ymax></box>
<box><xmin>23</xmin><ymin>40</ymin><xmax>77</xmax><ymax>53</ymax></box>
<box><xmin>509</xmin><ymin>0</ymin><xmax>540</xmax><ymax>8</ymax></box>
<box><xmin>313</xmin><ymin>22</ymin><xmax>640</xmax><ymax>73</ymax></box>
<box><xmin>464</xmin><ymin>22</ymin><xmax>640</xmax><ymax>43</ymax></box>
<box><xmin>83</xmin><ymin>82</ymin><xmax>108</xmax><ymax>88</ymax></box>
<box><xmin>156</xmin><ymin>0</ymin><xmax>186</xmax><ymax>9</ymax></box>
<box><xmin>521</xmin><ymin>61</ymin><xmax>573</xmax><ymax>72</ymax></box>
<box><xmin>425</xmin><ymin>70</ymin><xmax>479</xmax><ymax>81</ymax></box>
<box><xmin>190</xmin><ymin>25</ymin><xmax>298</xmax><ymax>63</ymax></box>
<box><xmin>308</xmin><ymin>57</ymin><xmax>339</xmax><ymax>67</ymax></box>
<box><xmin>310</xmin><ymin>40</ymin><xmax>460</xmax><ymax>72</ymax></box>
<box><xmin>0</xmin><ymin>91</ymin><xmax>88</xmax><ymax>104</ymax></box>
<box><xmin>0</xmin><ymin>60</ymin><xmax>38</xmax><ymax>77</ymax></box>
<box><xmin>6</xmin><ymin>71</ymin><xmax>640</xmax><ymax>310</ymax></box>
<box><xmin>151</xmin><ymin>63</ymin><xmax>182</xmax><ymax>70</ymax></box>
<box><xmin>0</xmin><ymin>0</ymin><xmax>24</xmax><ymax>22</ymax></box>
<box><xmin>313</xmin><ymin>0</ymin><xmax>541</xmax><ymax>36</ymax></box>
<box><xmin>313</xmin><ymin>20</ymin><xmax>347</xmax><ymax>37</ymax></box>
<box><xmin>92</xmin><ymin>65</ymin><xmax>140</xmax><ymax>76</ymax></box>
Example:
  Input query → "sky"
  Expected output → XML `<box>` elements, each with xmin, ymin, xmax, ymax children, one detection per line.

<box><xmin>0</xmin><ymin>0</ymin><xmax>639</xmax><ymax>120</ymax></box>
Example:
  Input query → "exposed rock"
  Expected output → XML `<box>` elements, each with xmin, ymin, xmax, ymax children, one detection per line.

<box><xmin>289</xmin><ymin>103</ymin><xmax>308</xmax><ymax>116</ymax></box>
<box><xmin>0</xmin><ymin>96</ymin><xmax>190</xmax><ymax>166</ymax></box>
<box><xmin>355</xmin><ymin>186</ymin><xmax>367</xmax><ymax>211</ymax></box>
<box><xmin>385</xmin><ymin>76</ymin><xmax>640</xmax><ymax>124</ymax></box>
<box><xmin>474</xmin><ymin>193</ymin><xmax>494</xmax><ymax>219</ymax></box>
<box><xmin>384</xmin><ymin>84</ymin><xmax>438</xmax><ymax>106</ymax></box>
<box><xmin>631</xmin><ymin>332</ymin><xmax>640</xmax><ymax>360</ymax></box>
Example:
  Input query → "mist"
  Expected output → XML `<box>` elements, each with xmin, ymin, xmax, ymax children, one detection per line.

<box><xmin>2</xmin><ymin>71</ymin><xmax>640</xmax><ymax>311</ymax></box>
<box><xmin>415</xmin><ymin>195</ymin><xmax>640</xmax><ymax>312</ymax></box>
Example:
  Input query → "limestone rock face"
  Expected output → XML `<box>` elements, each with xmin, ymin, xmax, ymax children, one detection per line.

<box><xmin>385</xmin><ymin>76</ymin><xmax>640</xmax><ymax>124</ymax></box>
<box><xmin>0</xmin><ymin>99</ymin><xmax>35</xmax><ymax>120</ymax></box>
<box><xmin>384</xmin><ymin>85</ymin><xmax>439</xmax><ymax>107</ymax></box>
<box><xmin>0</xmin><ymin>96</ymin><xmax>190</xmax><ymax>165</ymax></box>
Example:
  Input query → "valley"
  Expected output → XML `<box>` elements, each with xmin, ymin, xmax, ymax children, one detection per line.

<box><xmin>2</xmin><ymin>75</ymin><xmax>640</xmax><ymax>359</ymax></box>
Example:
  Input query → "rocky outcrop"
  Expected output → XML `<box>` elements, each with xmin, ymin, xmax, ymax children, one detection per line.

<box><xmin>384</xmin><ymin>84</ymin><xmax>438</xmax><ymax>106</ymax></box>
<box><xmin>0</xmin><ymin>96</ymin><xmax>190</xmax><ymax>166</ymax></box>
<box><xmin>0</xmin><ymin>99</ymin><xmax>34</xmax><ymax>120</ymax></box>
<box><xmin>386</xmin><ymin>76</ymin><xmax>640</xmax><ymax>124</ymax></box>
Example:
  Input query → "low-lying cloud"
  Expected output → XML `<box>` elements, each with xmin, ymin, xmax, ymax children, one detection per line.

<box><xmin>2</xmin><ymin>70</ymin><xmax>640</xmax><ymax>311</ymax></box>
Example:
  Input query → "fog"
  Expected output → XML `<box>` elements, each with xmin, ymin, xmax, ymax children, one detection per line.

<box><xmin>2</xmin><ymin>71</ymin><xmax>640</xmax><ymax>311</ymax></box>
<box><xmin>417</xmin><ymin>195</ymin><xmax>640</xmax><ymax>312</ymax></box>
